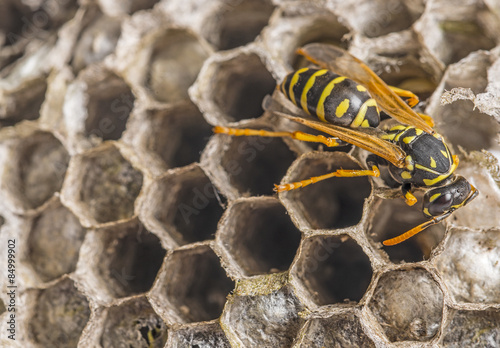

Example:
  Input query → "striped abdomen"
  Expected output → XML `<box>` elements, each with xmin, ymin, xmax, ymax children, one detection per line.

<box><xmin>280</xmin><ymin>68</ymin><xmax>380</xmax><ymax>128</ymax></box>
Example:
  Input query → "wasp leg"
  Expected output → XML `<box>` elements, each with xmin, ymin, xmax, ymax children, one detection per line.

<box><xmin>274</xmin><ymin>165</ymin><xmax>380</xmax><ymax>192</ymax></box>
<box><xmin>388</xmin><ymin>86</ymin><xmax>420</xmax><ymax>108</ymax></box>
<box><xmin>213</xmin><ymin>126</ymin><xmax>342</xmax><ymax>147</ymax></box>
<box><xmin>402</xmin><ymin>183</ymin><xmax>418</xmax><ymax>206</ymax></box>
<box><xmin>417</xmin><ymin>113</ymin><xmax>435</xmax><ymax>128</ymax></box>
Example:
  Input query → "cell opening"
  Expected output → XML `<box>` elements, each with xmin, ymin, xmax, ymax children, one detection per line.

<box><xmin>28</xmin><ymin>202</ymin><xmax>86</xmax><ymax>282</ymax></box>
<box><xmin>17</xmin><ymin>131</ymin><xmax>70</xmax><ymax>209</ymax></box>
<box><xmin>220</xmin><ymin>136</ymin><xmax>296</xmax><ymax>196</ymax></box>
<box><xmin>85</xmin><ymin>73</ymin><xmax>135</xmax><ymax>141</ymax></box>
<box><xmin>146</xmin><ymin>29</ymin><xmax>209</xmax><ymax>103</ymax></box>
<box><xmin>282</xmin><ymin>153</ymin><xmax>371</xmax><ymax>229</ymax></box>
<box><xmin>153</xmin><ymin>167</ymin><xmax>225</xmax><ymax>245</ymax></box>
<box><xmin>147</xmin><ymin>104</ymin><xmax>212</xmax><ymax>169</ymax></box>
<box><xmin>220</xmin><ymin>199</ymin><xmax>301</xmax><ymax>276</ymax></box>
<box><xmin>213</xmin><ymin>54</ymin><xmax>276</xmax><ymax>121</ymax></box>
<box><xmin>293</xmin><ymin>235</ymin><xmax>373</xmax><ymax>305</ymax></box>
<box><xmin>80</xmin><ymin>146</ymin><xmax>143</xmax><ymax>224</ymax></box>
<box><xmin>162</xmin><ymin>246</ymin><xmax>234</xmax><ymax>323</ymax></box>
<box><xmin>442</xmin><ymin>309</ymin><xmax>500</xmax><ymax>346</ymax></box>
<box><xmin>0</xmin><ymin>80</ymin><xmax>47</xmax><ymax>127</ymax></box>
<box><xmin>100</xmin><ymin>297</ymin><xmax>168</xmax><ymax>348</ymax></box>
<box><xmin>208</xmin><ymin>0</ymin><xmax>274</xmax><ymax>50</ymax></box>
<box><xmin>101</xmin><ymin>223</ymin><xmax>166</xmax><ymax>298</ymax></box>
<box><xmin>368</xmin><ymin>195</ymin><xmax>445</xmax><ymax>263</ymax></box>
<box><xmin>29</xmin><ymin>278</ymin><xmax>91</xmax><ymax>348</ymax></box>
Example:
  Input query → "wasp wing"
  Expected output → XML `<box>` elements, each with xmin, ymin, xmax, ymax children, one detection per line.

<box><xmin>298</xmin><ymin>43</ymin><xmax>434</xmax><ymax>134</ymax></box>
<box><xmin>276</xmin><ymin>113</ymin><xmax>406</xmax><ymax>168</ymax></box>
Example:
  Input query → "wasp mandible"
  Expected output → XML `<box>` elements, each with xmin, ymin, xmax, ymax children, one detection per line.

<box><xmin>214</xmin><ymin>43</ymin><xmax>478</xmax><ymax>246</ymax></box>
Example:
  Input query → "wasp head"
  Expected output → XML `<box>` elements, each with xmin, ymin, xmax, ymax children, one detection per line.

<box><xmin>423</xmin><ymin>175</ymin><xmax>478</xmax><ymax>218</ymax></box>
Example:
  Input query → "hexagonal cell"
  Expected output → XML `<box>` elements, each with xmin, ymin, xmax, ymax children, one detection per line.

<box><xmin>338</xmin><ymin>0</ymin><xmax>424</xmax><ymax>38</ymax></box>
<box><xmin>415</xmin><ymin>1</ymin><xmax>496</xmax><ymax>65</ymax></box>
<box><xmin>368</xmin><ymin>196</ymin><xmax>446</xmax><ymax>263</ymax></box>
<box><xmin>368</xmin><ymin>268</ymin><xmax>444</xmax><ymax>342</ymax></box>
<box><xmin>27</xmin><ymin>199</ymin><xmax>86</xmax><ymax>282</ymax></box>
<box><xmin>193</xmin><ymin>52</ymin><xmax>276</xmax><ymax>123</ymax></box>
<box><xmin>218</xmin><ymin>197</ymin><xmax>301</xmax><ymax>276</ymax></box>
<box><xmin>88</xmin><ymin>220</ymin><xmax>166</xmax><ymax>299</ymax></box>
<box><xmin>62</xmin><ymin>143</ymin><xmax>143</xmax><ymax>226</ymax></box>
<box><xmin>433</xmin><ymin>228</ymin><xmax>500</xmax><ymax>304</ymax></box>
<box><xmin>71</xmin><ymin>13</ymin><xmax>122</xmax><ymax>73</ymax></box>
<box><xmin>81</xmin><ymin>68</ymin><xmax>135</xmax><ymax>141</ymax></box>
<box><xmin>261</xmin><ymin>3</ymin><xmax>349</xmax><ymax>73</ymax></box>
<box><xmin>28</xmin><ymin>277</ymin><xmax>91</xmax><ymax>348</ymax></box>
<box><xmin>167</xmin><ymin>321</ymin><xmax>230</xmax><ymax>348</ymax></box>
<box><xmin>100</xmin><ymin>297</ymin><xmax>167</xmax><ymax>348</ymax></box>
<box><xmin>0</xmin><ymin>77</ymin><xmax>47</xmax><ymax>127</ymax></box>
<box><xmin>297</xmin><ymin>311</ymin><xmax>375</xmax><ymax>347</ymax></box>
<box><xmin>218</xmin><ymin>134</ymin><xmax>296</xmax><ymax>197</ymax></box>
<box><xmin>146</xmin><ymin>28</ymin><xmax>210</xmax><ymax>104</ymax></box>
<box><xmin>203</xmin><ymin>0</ymin><xmax>274</xmax><ymax>50</ymax></box>
<box><xmin>441</xmin><ymin>308</ymin><xmax>500</xmax><ymax>347</ymax></box>
<box><xmin>151</xmin><ymin>245</ymin><xmax>234</xmax><ymax>323</ymax></box>
<box><xmin>429</xmin><ymin>51</ymin><xmax>500</xmax><ymax>152</ymax></box>
<box><xmin>0</xmin><ymin>128</ymin><xmax>69</xmax><ymax>213</ymax></box>
<box><xmin>139</xmin><ymin>164</ymin><xmax>225</xmax><ymax>246</ymax></box>
<box><xmin>291</xmin><ymin>235</ymin><xmax>373</xmax><ymax>306</ymax></box>
<box><xmin>124</xmin><ymin>102</ymin><xmax>212</xmax><ymax>169</ymax></box>
<box><xmin>222</xmin><ymin>285</ymin><xmax>304</xmax><ymax>347</ymax></box>
<box><xmin>280</xmin><ymin>152</ymin><xmax>372</xmax><ymax>230</ymax></box>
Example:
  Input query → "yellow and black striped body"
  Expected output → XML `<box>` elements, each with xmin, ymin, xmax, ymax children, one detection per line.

<box><xmin>381</xmin><ymin>125</ymin><xmax>456</xmax><ymax>188</ymax></box>
<box><xmin>280</xmin><ymin>68</ymin><xmax>380</xmax><ymax>128</ymax></box>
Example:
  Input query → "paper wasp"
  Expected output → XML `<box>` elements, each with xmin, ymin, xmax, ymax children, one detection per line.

<box><xmin>214</xmin><ymin>43</ymin><xmax>478</xmax><ymax>246</ymax></box>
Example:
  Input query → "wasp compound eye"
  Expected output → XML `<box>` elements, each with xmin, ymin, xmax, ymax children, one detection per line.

<box><xmin>423</xmin><ymin>176</ymin><xmax>475</xmax><ymax>217</ymax></box>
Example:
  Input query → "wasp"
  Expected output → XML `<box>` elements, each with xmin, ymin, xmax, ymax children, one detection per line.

<box><xmin>214</xmin><ymin>43</ymin><xmax>478</xmax><ymax>246</ymax></box>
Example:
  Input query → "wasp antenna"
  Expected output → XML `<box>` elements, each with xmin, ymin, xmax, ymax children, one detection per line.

<box><xmin>382</xmin><ymin>219</ymin><xmax>435</xmax><ymax>246</ymax></box>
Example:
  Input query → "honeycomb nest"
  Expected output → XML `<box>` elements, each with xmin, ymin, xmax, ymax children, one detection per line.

<box><xmin>1</xmin><ymin>0</ymin><xmax>500</xmax><ymax>347</ymax></box>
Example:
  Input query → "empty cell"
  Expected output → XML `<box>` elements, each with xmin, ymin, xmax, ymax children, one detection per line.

<box><xmin>206</xmin><ymin>0</ymin><xmax>274</xmax><ymax>50</ymax></box>
<box><xmin>146</xmin><ymin>29</ymin><xmax>210</xmax><ymax>103</ymax></box>
<box><xmin>368</xmin><ymin>196</ymin><xmax>445</xmax><ymax>263</ymax></box>
<box><xmin>101</xmin><ymin>297</ymin><xmax>167</xmax><ymax>348</ymax></box>
<box><xmin>159</xmin><ymin>245</ymin><xmax>234</xmax><ymax>323</ymax></box>
<box><xmin>28</xmin><ymin>200</ymin><xmax>86</xmax><ymax>282</ymax></box>
<box><xmin>441</xmin><ymin>309</ymin><xmax>500</xmax><ymax>347</ymax></box>
<box><xmin>433</xmin><ymin>229</ymin><xmax>500</xmax><ymax>304</ymax></box>
<box><xmin>10</xmin><ymin>131</ymin><xmax>70</xmax><ymax>210</ymax></box>
<box><xmin>72</xmin><ymin>15</ymin><xmax>122</xmax><ymax>72</ymax></box>
<box><xmin>167</xmin><ymin>321</ymin><xmax>230</xmax><ymax>348</ymax></box>
<box><xmin>29</xmin><ymin>278</ymin><xmax>91</xmax><ymax>348</ymax></box>
<box><xmin>0</xmin><ymin>79</ymin><xmax>47</xmax><ymax>126</ymax></box>
<box><xmin>292</xmin><ymin>235</ymin><xmax>373</xmax><ymax>306</ymax></box>
<box><xmin>212</xmin><ymin>54</ymin><xmax>276</xmax><ymax>121</ymax></box>
<box><xmin>218</xmin><ymin>197</ymin><xmax>301</xmax><ymax>276</ymax></box>
<box><xmin>136</xmin><ymin>103</ymin><xmax>212</xmax><ymax>169</ymax></box>
<box><xmin>151</xmin><ymin>165</ymin><xmax>225</xmax><ymax>245</ymax></box>
<box><xmin>84</xmin><ymin>72</ymin><xmax>135</xmax><ymax>141</ymax></box>
<box><xmin>281</xmin><ymin>152</ymin><xmax>371</xmax><ymax>230</ymax></box>
<box><xmin>222</xmin><ymin>285</ymin><xmax>304</xmax><ymax>347</ymax></box>
<box><xmin>299</xmin><ymin>312</ymin><xmax>375</xmax><ymax>347</ymax></box>
<box><xmin>97</xmin><ymin>221</ymin><xmax>166</xmax><ymax>298</ymax></box>
<box><xmin>368</xmin><ymin>268</ymin><xmax>444</xmax><ymax>342</ymax></box>
<box><xmin>78</xmin><ymin>145</ymin><xmax>143</xmax><ymax>224</ymax></box>
<box><xmin>220</xmin><ymin>136</ymin><xmax>296</xmax><ymax>196</ymax></box>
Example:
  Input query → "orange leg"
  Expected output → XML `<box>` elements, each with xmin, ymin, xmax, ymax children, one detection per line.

<box><xmin>388</xmin><ymin>86</ymin><xmax>420</xmax><ymax>108</ymax></box>
<box><xmin>213</xmin><ymin>126</ymin><xmax>342</xmax><ymax>147</ymax></box>
<box><xmin>274</xmin><ymin>166</ymin><xmax>380</xmax><ymax>192</ymax></box>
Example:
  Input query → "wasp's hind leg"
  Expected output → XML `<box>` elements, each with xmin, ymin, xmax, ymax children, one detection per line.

<box><xmin>401</xmin><ymin>183</ymin><xmax>418</xmax><ymax>206</ymax></box>
<box><xmin>213</xmin><ymin>126</ymin><xmax>344</xmax><ymax>148</ymax></box>
<box><xmin>388</xmin><ymin>86</ymin><xmax>434</xmax><ymax>128</ymax></box>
